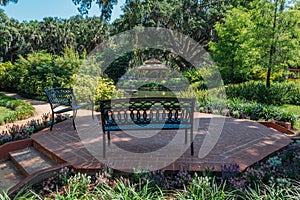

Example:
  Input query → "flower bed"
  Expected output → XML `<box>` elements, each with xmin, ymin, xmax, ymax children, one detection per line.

<box><xmin>0</xmin><ymin>113</ymin><xmax>69</xmax><ymax>146</ymax></box>
<box><xmin>4</xmin><ymin>140</ymin><xmax>299</xmax><ymax>199</ymax></box>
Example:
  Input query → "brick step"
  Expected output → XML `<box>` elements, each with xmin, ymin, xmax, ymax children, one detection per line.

<box><xmin>9</xmin><ymin>147</ymin><xmax>58</xmax><ymax>176</ymax></box>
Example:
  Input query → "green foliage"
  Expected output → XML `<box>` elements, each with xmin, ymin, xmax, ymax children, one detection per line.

<box><xmin>12</xmin><ymin>48</ymin><xmax>81</xmax><ymax>98</ymax></box>
<box><xmin>95</xmin><ymin>78</ymin><xmax>116</xmax><ymax>101</ymax></box>
<box><xmin>225</xmin><ymin>81</ymin><xmax>300</xmax><ymax>105</ymax></box>
<box><xmin>113</xmin><ymin>0</ymin><xmax>252</xmax><ymax>71</ymax></box>
<box><xmin>183</xmin><ymin>68</ymin><xmax>208</xmax><ymax>90</ymax></box>
<box><xmin>210</xmin><ymin>0</ymin><xmax>300</xmax><ymax>86</ymax></box>
<box><xmin>65</xmin><ymin>173</ymin><xmax>91</xmax><ymax>199</ymax></box>
<box><xmin>72</xmin><ymin>0</ymin><xmax>117</xmax><ymax>20</ymax></box>
<box><xmin>73</xmin><ymin>74</ymin><xmax>120</xmax><ymax>104</ymax></box>
<box><xmin>15</xmin><ymin>51</ymin><xmax>56</xmax><ymax>97</ymax></box>
<box><xmin>0</xmin><ymin>10</ymin><xmax>110</xmax><ymax>63</ymax></box>
<box><xmin>103</xmin><ymin>53</ymin><xmax>131</xmax><ymax>84</ymax></box>
<box><xmin>0</xmin><ymin>106</ymin><xmax>14</xmax><ymax>125</ymax></box>
<box><xmin>0</xmin><ymin>10</ymin><xmax>26</xmax><ymax>62</ymax></box>
<box><xmin>200</xmin><ymin>98</ymin><xmax>296</xmax><ymax>127</ymax></box>
<box><xmin>94</xmin><ymin>179</ymin><xmax>164</xmax><ymax>200</ymax></box>
<box><xmin>176</xmin><ymin>175</ymin><xmax>231</xmax><ymax>199</ymax></box>
<box><xmin>0</xmin><ymin>93</ymin><xmax>34</xmax><ymax>125</ymax></box>
<box><xmin>278</xmin><ymin>104</ymin><xmax>300</xmax><ymax>130</ymax></box>
<box><xmin>209</xmin><ymin>7</ymin><xmax>256</xmax><ymax>84</ymax></box>
<box><xmin>4</xmin><ymin>157</ymin><xmax>300</xmax><ymax>199</ymax></box>
<box><xmin>0</xmin><ymin>61</ymin><xmax>20</xmax><ymax>91</ymax></box>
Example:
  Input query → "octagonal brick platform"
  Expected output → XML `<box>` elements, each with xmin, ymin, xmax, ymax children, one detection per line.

<box><xmin>30</xmin><ymin>112</ymin><xmax>292</xmax><ymax>173</ymax></box>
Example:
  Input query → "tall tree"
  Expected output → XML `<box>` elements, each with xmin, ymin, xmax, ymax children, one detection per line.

<box><xmin>209</xmin><ymin>0</ymin><xmax>300</xmax><ymax>86</ymax></box>
<box><xmin>254</xmin><ymin>0</ymin><xmax>300</xmax><ymax>87</ymax></box>
<box><xmin>111</xmin><ymin>0</ymin><xmax>252</xmax><ymax>71</ymax></box>
<box><xmin>72</xmin><ymin>0</ymin><xmax>117</xmax><ymax>20</ymax></box>
<box><xmin>0</xmin><ymin>10</ymin><xmax>25</xmax><ymax>62</ymax></box>
<box><xmin>209</xmin><ymin>8</ymin><xmax>256</xmax><ymax>84</ymax></box>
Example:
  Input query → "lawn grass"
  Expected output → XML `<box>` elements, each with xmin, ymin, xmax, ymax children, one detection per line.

<box><xmin>0</xmin><ymin>106</ymin><xmax>14</xmax><ymax>125</ymax></box>
<box><xmin>278</xmin><ymin>104</ymin><xmax>300</xmax><ymax>131</ymax></box>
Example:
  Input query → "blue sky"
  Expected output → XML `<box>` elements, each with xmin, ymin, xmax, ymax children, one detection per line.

<box><xmin>0</xmin><ymin>0</ymin><xmax>124</xmax><ymax>23</ymax></box>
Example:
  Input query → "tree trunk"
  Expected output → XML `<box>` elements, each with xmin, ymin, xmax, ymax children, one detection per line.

<box><xmin>266</xmin><ymin>0</ymin><xmax>280</xmax><ymax>88</ymax></box>
<box><xmin>266</xmin><ymin>66</ymin><xmax>272</xmax><ymax>88</ymax></box>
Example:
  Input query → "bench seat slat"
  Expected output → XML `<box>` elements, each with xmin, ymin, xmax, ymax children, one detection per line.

<box><xmin>104</xmin><ymin>123</ymin><xmax>191</xmax><ymax>131</ymax></box>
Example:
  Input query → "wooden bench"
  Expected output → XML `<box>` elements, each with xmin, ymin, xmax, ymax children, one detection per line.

<box><xmin>100</xmin><ymin>97</ymin><xmax>195</xmax><ymax>156</ymax></box>
<box><xmin>44</xmin><ymin>88</ymin><xmax>94</xmax><ymax>131</ymax></box>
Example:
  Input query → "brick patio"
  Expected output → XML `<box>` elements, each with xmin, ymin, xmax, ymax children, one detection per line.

<box><xmin>31</xmin><ymin>112</ymin><xmax>292</xmax><ymax>173</ymax></box>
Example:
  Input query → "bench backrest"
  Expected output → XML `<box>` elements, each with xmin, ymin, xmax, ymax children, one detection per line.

<box><xmin>100</xmin><ymin>97</ymin><xmax>195</xmax><ymax>127</ymax></box>
<box><xmin>44</xmin><ymin>88</ymin><xmax>75</xmax><ymax>109</ymax></box>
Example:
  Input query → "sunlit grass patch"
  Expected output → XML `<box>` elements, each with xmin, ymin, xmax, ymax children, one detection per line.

<box><xmin>0</xmin><ymin>106</ymin><xmax>14</xmax><ymax>125</ymax></box>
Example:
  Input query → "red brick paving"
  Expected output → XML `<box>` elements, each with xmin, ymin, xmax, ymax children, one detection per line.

<box><xmin>30</xmin><ymin>112</ymin><xmax>292</xmax><ymax>173</ymax></box>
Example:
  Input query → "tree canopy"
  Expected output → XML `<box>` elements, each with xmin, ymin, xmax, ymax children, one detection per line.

<box><xmin>72</xmin><ymin>0</ymin><xmax>117</xmax><ymax>20</ymax></box>
<box><xmin>0</xmin><ymin>10</ymin><xmax>110</xmax><ymax>62</ymax></box>
<box><xmin>209</xmin><ymin>0</ymin><xmax>300</xmax><ymax>86</ymax></box>
<box><xmin>1</xmin><ymin>0</ymin><xmax>299</xmax><ymax>87</ymax></box>
<box><xmin>0</xmin><ymin>0</ymin><xmax>17</xmax><ymax>6</ymax></box>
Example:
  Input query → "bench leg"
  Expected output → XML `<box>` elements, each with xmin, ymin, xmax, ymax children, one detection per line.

<box><xmin>92</xmin><ymin>103</ymin><xmax>95</xmax><ymax>120</ymax></box>
<box><xmin>108</xmin><ymin>131</ymin><xmax>111</xmax><ymax>146</ymax></box>
<box><xmin>103</xmin><ymin>131</ymin><xmax>106</xmax><ymax>158</ymax></box>
<box><xmin>190</xmin><ymin>129</ymin><xmax>194</xmax><ymax>155</ymax></box>
<box><xmin>72</xmin><ymin>109</ymin><xmax>77</xmax><ymax>130</ymax></box>
<box><xmin>50</xmin><ymin>112</ymin><xmax>55</xmax><ymax>131</ymax></box>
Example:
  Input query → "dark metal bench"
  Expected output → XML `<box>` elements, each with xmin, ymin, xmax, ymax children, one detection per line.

<box><xmin>100</xmin><ymin>97</ymin><xmax>195</xmax><ymax>156</ymax></box>
<box><xmin>45</xmin><ymin>88</ymin><xmax>94</xmax><ymax>131</ymax></box>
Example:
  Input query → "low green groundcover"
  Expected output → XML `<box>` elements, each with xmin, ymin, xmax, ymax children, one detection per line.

<box><xmin>0</xmin><ymin>93</ymin><xmax>35</xmax><ymax>125</ymax></box>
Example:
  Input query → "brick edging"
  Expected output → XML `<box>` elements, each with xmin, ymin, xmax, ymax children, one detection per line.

<box><xmin>259</xmin><ymin>121</ymin><xmax>297</xmax><ymax>136</ymax></box>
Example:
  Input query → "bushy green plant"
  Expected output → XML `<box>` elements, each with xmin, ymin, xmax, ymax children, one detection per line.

<box><xmin>14</xmin><ymin>51</ymin><xmax>57</xmax><ymax>98</ymax></box>
<box><xmin>65</xmin><ymin>173</ymin><xmax>91</xmax><ymax>199</ymax></box>
<box><xmin>95</xmin><ymin>78</ymin><xmax>118</xmax><ymax>101</ymax></box>
<box><xmin>12</xmin><ymin>48</ymin><xmax>82</xmax><ymax>99</ymax></box>
<box><xmin>176</xmin><ymin>175</ymin><xmax>232</xmax><ymax>199</ymax></box>
<box><xmin>93</xmin><ymin>178</ymin><xmax>164</xmax><ymax>200</ymax></box>
<box><xmin>225</xmin><ymin>81</ymin><xmax>300</xmax><ymax>105</ymax></box>
<box><xmin>241</xmin><ymin>182</ymin><xmax>300</xmax><ymax>200</ymax></box>
<box><xmin>0</xmin><ymin>61</ymin><xmax>26</xmax><ymax>92</ymax></box>
<box><xmin>200</xmin><ymin>98</ymin><xmax>297</xmax><ymax>127</ymax></box>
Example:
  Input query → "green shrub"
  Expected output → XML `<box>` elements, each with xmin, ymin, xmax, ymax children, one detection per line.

<box><xmin>200</xmin><ymin>98</ymin><xmax>297</xmax><ymax>127</ymax></box>
<box><xmin>225</xmin><ymin>81</ymin><xmax>300</xmax><ymax>105</ymax></box>
<box><xmin>13</xmin><ymin>48</ymin><xmax>82</xmax><ymax>98</ymax></box>
<box><xmin>95</xmin><ymin>78</ymin><xmax>117</xmax><ymax>101</ymax></box>
<box><xmin>0</xmin><ymin>61</ymin><xmax>25</xmax><ymax>92</ymax></box>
